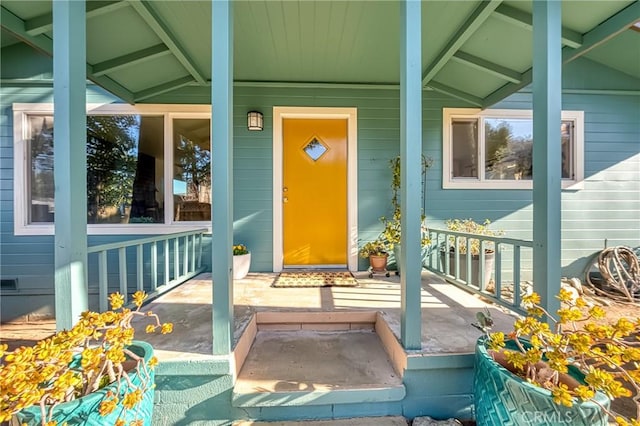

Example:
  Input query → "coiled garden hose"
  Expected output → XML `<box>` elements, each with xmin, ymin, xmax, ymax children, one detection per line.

<box><xmin>584</xmin><ymin>246</ymin><xmax>640</xmax><ymax>302</ymax></box>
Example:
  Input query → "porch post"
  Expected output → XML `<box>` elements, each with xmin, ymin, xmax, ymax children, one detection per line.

<box><xmin>399</xmin><ymin>0</ymin><xmax>423</xmax><ymax>350</ymax></box>
<box><xmin>52</xmin><ymin>1</ymin><xmax>88</xmax><ymax>331</ymax></box>
<box><xmin>211</xmin><ymin>0</ymin><xmax>234</xmax><ymax>355</ymax></box>
<box><xmin>532</xmin><ymin>1</ymin><xmax>562</xmax><ymax>315</ymax></box>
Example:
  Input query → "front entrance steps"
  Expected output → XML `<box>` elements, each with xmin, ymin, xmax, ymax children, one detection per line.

<box><xmin>233</xmin><ymin>416</ymin><xmax>408</xmax><ymax>425</ymax></box>
<box><xmin>232</xmin><ymin>312</ymin><xmax>406</xmax><ymax>408</ymax></box>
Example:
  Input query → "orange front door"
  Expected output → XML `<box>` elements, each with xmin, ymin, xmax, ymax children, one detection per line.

<box><xmin>283</xmin><ymin>118</ymin><xmax>348</xmax><ymax>266</ymax></box>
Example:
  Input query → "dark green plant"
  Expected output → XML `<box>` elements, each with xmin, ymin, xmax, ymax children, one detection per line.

<box><xmin>359</xmin><ymin>240</ymin><xmax>388</xmax><ymax>258</ymax></box>
<box><xmin>380</xmin><ymin>155</ymin><xmax>433</xmax><ymax>248</ymax></box>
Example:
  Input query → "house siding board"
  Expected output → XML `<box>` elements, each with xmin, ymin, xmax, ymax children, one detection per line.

<box><xmin>1</xmin><ymin>60</ymin><xmax>639</xmax><ymax>320</ymax></box>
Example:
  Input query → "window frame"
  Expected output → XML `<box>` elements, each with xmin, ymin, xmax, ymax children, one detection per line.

<box><xmin>13</xmin><ymin>103</ymin><xmax>211</xmax><ymax>236</ymax></box>
<box><xmin>442</xmin><ymin>108</ymin><xmax>584</xmax><ymax>190</ymax></box>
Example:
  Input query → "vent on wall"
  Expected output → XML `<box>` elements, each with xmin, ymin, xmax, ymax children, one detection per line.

<box><xmin>1</xmin><ymin>279</ymin><xmax>18</xmax><ymax>291</ymax></box>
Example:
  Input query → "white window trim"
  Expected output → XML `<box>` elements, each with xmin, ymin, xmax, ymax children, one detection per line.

<box><xmin>13</xmin><ymin>103</ymin><xmax>212</xmax><ymax>236</ymax></box>
<box><xmin>442</xmin><ymin>108</ymin><xmax>584</xmax><ymax>190</ymax></box>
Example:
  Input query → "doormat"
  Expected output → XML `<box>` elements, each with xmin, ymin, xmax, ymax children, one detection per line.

<box><xmin>272</xmin><ymin>271</ymin><xmax>358</xmax><ymax>288</ymax></box>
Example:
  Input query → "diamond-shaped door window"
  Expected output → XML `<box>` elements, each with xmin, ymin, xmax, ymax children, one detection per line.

<box><xmin>303</xmin><ymin>137</ymin><xmax>328</xmax><ymax>161</ymax></box>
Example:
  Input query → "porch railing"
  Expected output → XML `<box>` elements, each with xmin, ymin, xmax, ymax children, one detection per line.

<box><xmin>88</xmin><ymin>229</ymin><xmax>206</xmax><ymax>312</ymax></box>
<box><xmin>424</xmin><ymin>228</ymin><xmax>534</xmax><ymax>315</ymax></box>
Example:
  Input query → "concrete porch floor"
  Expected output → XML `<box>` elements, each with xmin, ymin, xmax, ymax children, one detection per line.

<box><xmin>130</xmin><ymin>270</ymin><xmax>516</xmax><ymax>361</ymax></box>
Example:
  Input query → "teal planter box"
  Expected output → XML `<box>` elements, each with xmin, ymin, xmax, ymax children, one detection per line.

<box><xmin>473</xmin><ymin>336</ymin><xmax>609</xmax><ymax>426</ymax></box>
<box><xmin>17</xmin><ymin>341</ymin><xmax>155</xmax><ymax>426</ymax></box>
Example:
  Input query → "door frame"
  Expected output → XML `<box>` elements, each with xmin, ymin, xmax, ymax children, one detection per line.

<box><xmin>273</xmin><ymin>107</ymin><xmax>358</xmax><ymax>272</ymax></box>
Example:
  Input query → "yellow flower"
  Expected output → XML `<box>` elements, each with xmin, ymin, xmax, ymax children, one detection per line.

<box><xmin>556</xmin><ymin>307</ymin><xmax>582</xmax><ymax>324</ymax></box>
<box><xmin>585</xmin><ymin>368</ymin><xmax>615</xmax><ymax>389</ymax></box>
<box><xmin>522</xmin><ymin>292</ymin><xmax>541</xmax><ymax>306</ymax></box>
<box><xmin>148</xmin><ymin>356</ymin><xmax>159</xmax><ymax>368</ymax></box>
<box><xmin>145</xmin><ymin>324</ymin><xmax>156</xmax><ymax>333</ymax></box>
<box><xmin>488</xmin><ymin>332</ymin><xmax>505</xmax><ymax>350</ymax></box>
<box><xmin>574</xmin><ymin>385</ymin><xmax>595</xmax><ymax>401</ymax></box>
<box><xmin>589</xmin><ymin>305</ymin><xmax>606</xmax><ymax>319</ymax></box>
<box><xmin>109</xmin><ymin>292</ymin><xmax>125</xmax><ymax>310</ymax></box>
<box><xmin>129</xmin><ymin>420</ymin><xmax>144</xmax><ymax>426</ymax></box>
<box><xmin>556</xmin><ymin>287</ymin><xmax>575</xmax><ymax>303</ymax></box>
<box><xmin>122</xmin><ymin>389</ymin><xmax>143</xmax><ymax>409</ymax></box>
<box><xmin>132</xmin><ymin>291</ymin><xmax>147</xmax><ymax>308</ymax></box>
<box><xmin>161</xmin><ymin>323</ymin><xmax>174</xmax><ymax>334</ymax></box>
<box><xmin>608</xmin><ymin>380</ymin><xmax>632</xmax><ymax>398</ymax></box>
<box><xmin>615</xmin><ymin>417</ymin><xmax>630</xmax><ymax>426</ymax></box>
<box><xmin>115</xmin><ymin>420</ymin><xmax>126</xmax><ymax>426</ymax></box>
<box><xmin>614</xmin><ymin>318</ymin><xmax>635</xmax><ymax>337</ymax></box>
<box><xmin>99</xmin><ymin>396</ymin><xmax>118</xmax><ymax>416</ymax></box>
<box><xmin>551</xmin><ymin>384</ymin><xmax>573</xmax><ymax>407</ymax></box>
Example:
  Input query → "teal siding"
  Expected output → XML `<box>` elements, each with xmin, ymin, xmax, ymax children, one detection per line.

<box><xmin>152</xmin><ymin>356</ymin><xmax>475</xmax><ymax>424</ymax></box>
<box><xmin>1</xmin><ymin>46</ymin><xmax>639</xmax><ymax>321</ymax></box>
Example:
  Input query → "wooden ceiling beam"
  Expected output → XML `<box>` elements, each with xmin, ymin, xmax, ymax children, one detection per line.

<box><xmin>25</xmin><ymin>1</ymin><xmax>128</xmax><ymax>36</ymax></box>
<box><xmin>422</xmin><ymin>0</ymin><xmax>503</xmax><ymax>87</ymax></box>
<box><xmin>452</xmin><ymin>51</ymin><xmax>522</xmax><ymax>84</ymax></box>
<box><xmin>92</xmin><ymin>44</ymin><xmax>171</xmax><ymax>76</ymax></box>
<box><xmin>492</xmin><ymin>3</ymin><xmax>583</xmax><ymax>48</ymax></box>
<box><xmin>0</xmin><ymin>6</ymin><xmax>135</xmax><ymax>104</ymax></box>
<box><xmin>562</xmin><ymin>1</ymin><xmax>640</xmax><ymax>63</ymax></box>
<box><xmin>134</xmin><ymin>76</ymin><xmax>194</xmax><ymax>102</ymax></box>
<box><xmin>129</xmin><ymin>0</ymin><xmax>206</xmax><ymax>85</ymax></box>
<box><xmin>484</xmin><ymin>1</ymin><xmax>639</xmax><ymax>108</ymax></box>
<box><xmin>427</xmin><ymin>81</ymin><xmax>483</xmax><ymax>107</ymax></box>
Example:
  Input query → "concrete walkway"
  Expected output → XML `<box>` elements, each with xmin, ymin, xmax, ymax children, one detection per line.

<box><xmin>131</xmin><ymin>271</ymin><xmax>516</xmax><ymax>361</ymax></box>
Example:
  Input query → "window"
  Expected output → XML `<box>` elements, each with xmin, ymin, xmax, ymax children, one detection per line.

<box><xmin>172</xmin><ymin>118</ymin><xmax>211</xmax><ymax>222</ymax></box>
<box><xmin>443</xmin><ymin>108</ymin><xmax>584</xmax><ymax>189</ymax></box>
<box><xmin>13</xmin><ymin>104</ymin><xmax>211</xmax><ymax>235</ymax></box>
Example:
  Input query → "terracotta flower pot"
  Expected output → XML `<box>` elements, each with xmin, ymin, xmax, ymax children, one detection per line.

<box><xmin>369</xmin><ymin>253</ymin><xmax>388</xmax><ymax>272</ymax></box>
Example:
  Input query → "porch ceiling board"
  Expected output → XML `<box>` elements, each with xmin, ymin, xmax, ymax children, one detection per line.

<box><xmin>451</xmin><ymin>51</ymin><xmax>522</xmax><ymax>84</ymax></box>
<box><xmin>421</xmin><ymin>0</ymin><xmax>503</xmax><ymax>87</ymax></box>
<box><xmin>427</xmin><ymin>81</ymin><xmax>483</xmax><ymax>107</ymax></box>
<box><xmin>24</xmin><ymin>1</ymin><xmax>128</xmax><ymax>37</ymax></box>
<box><xmin>234</xmin><ymin>1</ymin><xmax>400</xmax><ymax>84</ymax></box>
<box><xmin>483</xmin><ymin>0</ymin><xmax>640</xmax><ymax>107</ymax></box>
<box><xmin>134</xmin><ymin>76</ymin><xmax>195</xmax><ymax>102</ymax></box>
<box><xmin>128</xmin><ymin>0</ymin><xmax>206</xmax><ymax>85</ymax></box>
<box><xmin>1</xmin><ymin>0</ymin><xmax>637</xmax><ymax>107</ymax></box>
<box><xmin>492</xmin><ymin>3</ymin><xmax>583</xmax><ymax>48</ymax></box>
<box><xmin>0</xmin><ymin>5</ymin><xmax>135</xmax><ymax>103</ymax></box>
<box><xmin>92</xmin><ymin>44</ymin><xmax>171</xmax><ymax>77</ymax></box>
<box><xmin>562</xmin><ymin>1</ymin><xmax>640</xmax><ymax>65</ymax></box>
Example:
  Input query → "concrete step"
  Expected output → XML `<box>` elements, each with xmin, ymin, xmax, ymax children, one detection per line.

<box><xmin>233</xmin><ymin>416</ymin><xmax>408</xmax><ymax>425</ymax></box>
<box><xmin>233</xmin><ymin>329</ymin><xmax>404</xmax><ymax>408</ymax></box>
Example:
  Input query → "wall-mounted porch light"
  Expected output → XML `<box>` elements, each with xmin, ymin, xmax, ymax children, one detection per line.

<box><xmin>247</xmin><ymin>111</ymin><xmax>263</xmax><ymax>131</ymax></box>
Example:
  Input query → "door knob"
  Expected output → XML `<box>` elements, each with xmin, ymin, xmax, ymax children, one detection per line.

<box><xmin>283</xmin><ymin>196</ymin><xmax>289</xmax><ymax>203</ymax></box>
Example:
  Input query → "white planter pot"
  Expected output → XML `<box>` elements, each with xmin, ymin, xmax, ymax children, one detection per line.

<box><xmin>233</xmin><ymin>253</ymin><xmax>251</xmax><ymax>279</ymax></box>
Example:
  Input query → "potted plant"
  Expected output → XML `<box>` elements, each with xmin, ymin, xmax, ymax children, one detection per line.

<box><xmin>0</xmin><ymin>291</ymin><xmax>172</xmax><ymax>426</ymax></box>
<box><xmin>359</xmin><ymin>239</ymin><xmax>389</xmax><ymax>277</ymax></box>
<box><xmin>233</xmin><ymin>243</ymin><xmax>251</xmax><ymax>280</ymax></box>
<box><xmin>443</xmin><ymin>218</ymin><xmax>503</xmax><ymax>288</ymax></box>
<box><xmin>380</xmin><ymin>155</ymin><xmax>432</xmax><ymax>272</ymax></box>
<box><xmin>474</xmin><ymin>289</ymin><xmax>640</xmax><ymax>425</ymax></box>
